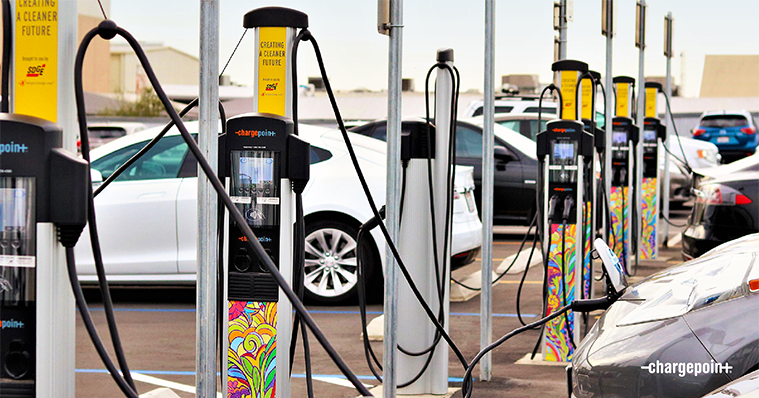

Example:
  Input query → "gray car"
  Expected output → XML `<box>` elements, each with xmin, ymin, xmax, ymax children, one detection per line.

<box><xmin>572</xmin><ymin>233</ymin><xmax>759</xmax><ymax>398</ymax></box>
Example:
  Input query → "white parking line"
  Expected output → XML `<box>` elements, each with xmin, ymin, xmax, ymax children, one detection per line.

<box><xmin>131</xmin><ymin>372</ymin><xmax>221</xmax><ymax>397</ymax></box>
<box><xmin>130</xmin><ymin>371</ymin><xmax>371</xmax><ymax>396</ymax></box>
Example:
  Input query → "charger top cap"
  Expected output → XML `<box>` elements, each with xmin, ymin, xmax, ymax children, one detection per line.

<box><xmin>594</xmin><ymin>238</ymin><xmax>628</xmax><ymax>295</ymax></box>
<box><xmin>243</xmin><ymin>7</ymin><xmax>309</xmax><ymax>29</ymax></box>
<box><xmin>551</xmin><ymin>59</ymin><xmax>588</xmax><ymax>72</ymax></box>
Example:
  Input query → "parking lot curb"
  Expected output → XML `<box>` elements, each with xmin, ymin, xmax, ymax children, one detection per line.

<box><xmin>362</xmin><ymin>385</ymin><xmax>460</xmax><ymax>397</ymax></box>
<box><xmin>139</xmin><ymin>388</ymin><xmax>182</xmax><ymax>398</ymax></box>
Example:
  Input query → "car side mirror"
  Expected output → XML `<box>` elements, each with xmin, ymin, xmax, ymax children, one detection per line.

<box><xmin>91</xmin><ymin>169</ymin><xmax>103</xmax><ymax>184</ymax></box>
<box><xmin>494</xmin><ymin>146</ymin><xmax>516</xmax><ymax>162</ymax></box>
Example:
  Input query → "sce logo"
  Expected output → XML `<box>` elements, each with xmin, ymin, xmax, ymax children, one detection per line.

<box><xmin>265</xmin><ymin>83</ymin><xmax>277</xmax><ymax>91</ymax></box>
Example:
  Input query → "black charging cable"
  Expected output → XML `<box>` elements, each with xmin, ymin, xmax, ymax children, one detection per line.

<box><xmin>74</xmin><ymin>20</ymin><xmax>372</xmax><ymax>397</ymax></box>
<box><xmin>294</xmin><ymin>28</ymin><xmax>470</xmax><ymax>370</ymax></box>
<box><xmin>451</xmin><ymin>213</ymin><xmax>538</xmax><ymax>291</ymax></box>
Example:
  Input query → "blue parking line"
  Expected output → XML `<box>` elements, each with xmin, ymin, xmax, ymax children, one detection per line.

<box><xmin>75</xmin><ymin>369</ymin><xmax>466</xmax><ymax>383</ymax></box>
<box><xmin>87</xmin><ymin>308</ymin><xmax>536</xmax><ymax>318</ymax></box>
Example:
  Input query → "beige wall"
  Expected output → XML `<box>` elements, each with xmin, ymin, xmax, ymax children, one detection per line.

<box><xmin>700</xmin><ymin>55</ymin><xmax>759</xmax><ymax>97</ymax></box>
<box><xmin>78</xmin><ymin>14</ymin><xmax>110</xmax><ymax>93</ymax></box>
<box><xmin>111</xmin><ymin>47</ymin><xmax>199</xmax><ymax>94</ymax></box>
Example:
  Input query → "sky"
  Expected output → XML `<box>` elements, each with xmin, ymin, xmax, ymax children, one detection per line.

<box><xmin>107</xmin><ymin>0</ymin><xmax>759</xmax><ymax>98</ymax></box>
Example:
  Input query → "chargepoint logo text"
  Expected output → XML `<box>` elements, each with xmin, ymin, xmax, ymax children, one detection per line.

<box><xmin>642</xmin><ymin>360</ymin><xmax>733</xmax><ymax>378</ymax></box>
<box><xmin>1</xmin><ymin>319</ymin><xmax>25</xmax><ymax>329</ymax></box>
<box><xmin>0</xmin><ymin>142</ymin><xmax>29</xmax><ymax>154</ymax></box>
<box><xmin>234</xmin><ymin>129</ymin><xmax>276</xmax><ymax>138</ymax></box>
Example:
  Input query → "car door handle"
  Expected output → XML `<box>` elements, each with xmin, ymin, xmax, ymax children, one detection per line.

<box><xmin>524</xmin><ymin>180</ymin><xmax>536</xmax><ymax>185</ymax></box>
<box><xmin>137</xmin><ymin>192</ymin><xmax>166</xmax><ymax>199</ymax></box>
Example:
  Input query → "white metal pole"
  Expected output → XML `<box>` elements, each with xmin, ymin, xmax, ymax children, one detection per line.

<box><xmin>197</xmin><ymin>1</ymin><xmax>219</xmax><ymax>397</ymax></box>
<box><xmin>559</xmin><ymin>0</ymin><xmax>567</xmax><ymax>60</ymax></box>
<box><xmin>604</xmin><ymin>0</ymin><xmax>614</xmax><ymax>242</ymax></box>
<box><xmin>635</xmin><ymin>0</ymin><xmax>645</xmax><ymax>269</ymax></box>
<box><xmin>662</xmin><ymin>12</ymin><xmax>673</xmax><ymax>246</ymax></box>
<box><xmin>384</xmin><ymin>0</ymin><xmax>403</xmax><ymax>396</ymax></box>
<box><xmin>480</xmin><ymin>0</ymin><xmax>495</xmax><ymax>382</ymax></box>
<box><xmin>39</xmin><ymin>4</ymin><xmax>77</xmax><ymax>396</ymax></box>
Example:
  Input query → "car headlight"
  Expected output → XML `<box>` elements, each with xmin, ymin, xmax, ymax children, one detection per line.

<box><xmin>697</xmin><ymin>148</ymin><xmax>719</xmax><ymax>165</ymax></box>
<box><xmin>617</xmin><ymin>253</ymin><xmax>755</xmax><ymax>326</ymax></box>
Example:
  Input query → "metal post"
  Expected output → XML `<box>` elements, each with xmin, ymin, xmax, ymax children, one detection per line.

<box><xmin>197</xmin><ymin>1</ymin><xmax>219</xmax><ymax>397</ymax></box>
<box><xmin>662</xmin><ymin>12</ymin><xmax>673</xmax><ymax>246</ymax></box>
<box><xmin>384</xmin><ymin>0</ymin><xmax>403</xmax><ymax>396</ymax></box>
<box><xmin>480</xmin><ymin>0</ymin><xmax>495</xmax><ymax>382</ymax></box>
<box><xmin>604</xmin><ymin>0</ymin><xmax>614</xmax><ymax>241</ymax></box>
<box><xmin>635</xmin><ymin>0</ymin><xmax>645</xmax><ymax>268</ymax></box>
<box><xmin>559</xmin><ymin>0</ymin><xmax>567</xmax><ymax>60</ymax></box>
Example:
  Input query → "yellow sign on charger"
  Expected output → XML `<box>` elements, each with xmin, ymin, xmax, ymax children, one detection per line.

<box><xmin>257</xmin><ymin>27</ymin><xmax>287</xmax><ymax>116</ymax></box>
<box><xmin>14</xmin><ymin>0</ymin><xmax>58</xmax><ymax>122</ymax></box>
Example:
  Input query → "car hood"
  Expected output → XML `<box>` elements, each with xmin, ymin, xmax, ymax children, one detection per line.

<box><xmin>696</xmin><ymin>153</ymin><xmax>759</xmax><ymax>179</ymax></box>
<box><xmin>696</xmin><ymin>171</ymin><xmax>759</xmax><ymax>186</ymax></box>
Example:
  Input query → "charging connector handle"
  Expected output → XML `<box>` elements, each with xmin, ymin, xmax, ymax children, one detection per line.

<box><xmin>562</xmin><ymin>196</ymin><xmax>575</xmax><ymax>222</ymax></box>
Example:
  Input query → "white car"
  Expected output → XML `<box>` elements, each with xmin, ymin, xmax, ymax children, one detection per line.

<box><xmin>463</xmin><ymin>96</ymin><xmax>559</xmax><ymax>117</ymax></box>
<box><xmin>75</xmin><ymin>121</ymin><xmax>483</xmax><ymax>303</ymax></box>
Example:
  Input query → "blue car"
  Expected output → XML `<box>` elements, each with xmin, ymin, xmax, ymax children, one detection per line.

<box><xmin>693</xmin><ymin>110</ymin><xmax>758</xmax><ymax>162</ymax></box>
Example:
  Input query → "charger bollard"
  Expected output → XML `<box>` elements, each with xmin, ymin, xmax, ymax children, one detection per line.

<box><xmin>0</xmin><ymin>114</ymin><xmax>86</xmax><ymax>397</ymax></box>
<box><xmin>640</xmin><ymin>82</ymin><xmax>666</xmax><ymax>259</ymax></box>
<box><xmin>538</xmin><ymin>59</ymin><xmax>594</xmax><ymax>362</ymax></box>
<box><xmin>536</xmin><ymin>120</ymin><xmax>594</xmax><ymax>362</ymax></box>
<box><xmin>220</xmin><ymin>114</ymin><xmax>309</xmax><ymax>398</ymax></box>
<box><xmin>396</xmin><ymin>49</ymin><xmax>456</xmax><ymax>394</ymax></box>
<box><xmin>221</xmin><ymin>7</ymin><xmax>309</xmax><ymax>398</ymax></box>
<box><xmin>609</xmin><ymin>76</ymin><xmax>638</xmax><ymax>274</ymax></box>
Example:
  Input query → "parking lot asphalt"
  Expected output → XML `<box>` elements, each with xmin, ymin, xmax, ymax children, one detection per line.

<box><xmin>75</xmin><ymin>208</ymin><xmax>691</xmax><ymax>398</ymax></box>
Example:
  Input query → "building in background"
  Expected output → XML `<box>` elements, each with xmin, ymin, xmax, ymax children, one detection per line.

<box><xmin>78</xmin><ymin>0</ymin><xmax>111</xmax><ymax>93</ymax></box>
<box><xmin>110</xmin><ymin>43</ymin><xmax>199</xmax><ymax>95</ymax></box>
<box><xmin>700</xmin><ymin>55</ymin><xmax>759</xmax><ymax>97</ymax></box>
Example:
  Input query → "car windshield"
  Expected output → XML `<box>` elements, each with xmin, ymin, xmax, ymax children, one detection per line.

<box><xmin>700</xmin><ymin>115</ymin><xmax>748</xmax><ymax>128</ymax></box>
<box><xmin>493</xmin><ymin>123</ymin><xmax>537</xmax><ymax>158</ymax></box>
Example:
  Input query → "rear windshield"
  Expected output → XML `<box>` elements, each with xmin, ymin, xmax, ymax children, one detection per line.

<box><xmin>700</xmin><ymin>115</ymin><xmax>749</xmax><ymax>128</ymax></box>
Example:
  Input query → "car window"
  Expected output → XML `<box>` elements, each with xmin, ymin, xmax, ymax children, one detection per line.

<box><xmin>700</xmin><ymin>115</ymin><xmax>749</xmax><ymax>128</ymax></box>
<box><xmin>91</xmin><ymin>135</ymin><xmax>189</xmax><ymax>181</ymax></box>
<box><xmin>310</xmin><ymin>146</ymin><xmax>333</xmax><ymax>164</ymax></box>
<box><xmin>498</xmin><ymin>120</ymin><xmax>521</xmax><ymax>133</ymax></box>
<box><xmin>456</xmin><ymin>125</ymin><xmax>483</xmax><ymax>158</ymax></box>
<box><xmin>526</xmin><ymin>120</ymin><xmax>548</xmax><ymax>141</ymax></box>
<box><xmin>473</xmin><ymin>106</ymin><xmax>514</xmax><ymax>117</ymax></box>
<box><xmin>88</xmin><ymin>127</ymin><xmax>127</xmax><ymax>140</ymax></box>
<box><xmin>523</xmin><ymin>106</ymin><xmax>556</xmax><ymax>114</ymax></box>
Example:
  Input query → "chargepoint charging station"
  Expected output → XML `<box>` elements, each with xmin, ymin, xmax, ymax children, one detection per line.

<box><xmin>639</xmin><ymin>82</ymin><xmax>666</xmax><ymax>260</ymax></box>
<box><xmin>609</xmin><ymin>76</ymin><xmax>638</xmax><ymax>274</ymax></box>
<box><xmin>537</xmin><ymin>60</ymin><xmax>594</xmax><ymax>361</ymax></box>
<box><xmin>221</xmin><ymin>8</ymin><xmax>309</xmax><ymax>398</ymax></box>
<box><xmin>0</xmin><ymin>115</ymin><xmax>86</xmax><ymax>397</ymax></box>
<box><xmin>396</xmin><ymin>49</ymin><xmax>456</xmax><ymax>394</ymax></box>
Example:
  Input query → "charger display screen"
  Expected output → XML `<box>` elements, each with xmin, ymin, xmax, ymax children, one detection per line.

<box><xmin>612</xmin><ymin>131</ymin><xmax>628</xmax><ymax>145</ymax></box>
<box><xmin>239</xmin><ymin>157</ymin><xmax>274</xmax><ymax>185</ymax></box>
<box><xmin>643</xmin><ymin>127</ymin><xmax>657</xmax><ymax>143</ymax></box>
<box><xmin>231</xmin><ymin>151</ymin><xmax>279</xmax><ymax>228</ymax></box>
<box><xmin>553</xmin><ymin>142</ymin><xmax>575</xmax><ymax>160</ymax></box>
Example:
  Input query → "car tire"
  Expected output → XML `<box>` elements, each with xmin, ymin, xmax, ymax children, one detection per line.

<box><xmin>302</xmin><ymin>218</ymin><xmax>379</xmax><ymax>304</ymax></box>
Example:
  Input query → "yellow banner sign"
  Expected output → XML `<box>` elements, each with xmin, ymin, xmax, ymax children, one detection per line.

<box><xmin>560</xmin><ymin>71</ymin><xmax>578</xmax><ymax>120</ymax></box>
<box><xmin>580</xmin><ymin>78</ymin><xmax>593</xmax><ymax>120</ymax></box>
<box><xmin>257</xmin><ymin>27</ymin><xmax>287</xmax><ymax>116</ymax></box>
<box><xmin>14</xmin><ymin>0</ymin><xmax>58</xmax><ymax>122</ymax></box>
<box><xmin>615</xmin><ymin>83</ymin><xmax>629</xmax><ymax>118</ymax></box>
<box><xmin>645</xmin><ymin>87</ymin><xmax>657</xmax><ymax>118</ymax></box>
